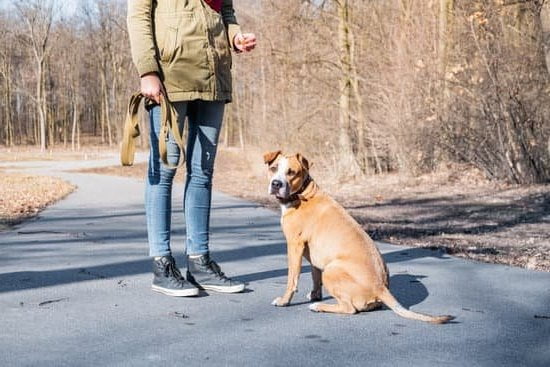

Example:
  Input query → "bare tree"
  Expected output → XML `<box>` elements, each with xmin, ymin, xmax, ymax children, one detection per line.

<box><xmin>442</xmin><ymin>0</ymin><xmax>550</xmax><ymax>183</ymax></box>
<box><xmin>0</xmin><ymin>19</ymin><xmax>14</xmax><ymax>147</ymax></box>
<box><xmin>0</xmin><ymin>0</ymin><xmax>548</xmax><ymax>183</ymax></box>
<box><xmin>335</xmin><ymin>0</ymin><xmax>363</xmax><ymax>177</ymax></box>
<box><xmin>14</xmin><ymin>0</ymin><xmax>55</xmax><ymax>152</ymax></box>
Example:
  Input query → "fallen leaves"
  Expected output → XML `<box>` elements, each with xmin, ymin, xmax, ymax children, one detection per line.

<box><xmin>0</xmin><ymin>172</ymin><xmax>75</xmax><ymax>228</ymax></box>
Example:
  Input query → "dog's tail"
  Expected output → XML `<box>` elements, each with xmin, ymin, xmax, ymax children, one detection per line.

<box><xmin>378</xmin><ymin>288</ymin><xmax>454</xmax><ymax>324</ymax></box>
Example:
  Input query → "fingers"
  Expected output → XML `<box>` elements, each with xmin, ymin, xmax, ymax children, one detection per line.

<box><xmin>234</xmin><ymin>32</ymin><xmax>257</xmax><ymax>52</ymax></box>
<box><xmin>140</xmin><ymin>89</ymin><xmax>162</xmax><ymax>104</ymax></box>
<box><xmin>145</xmin><ymin>90</ymin><xmax>162</xmax><ymax>104</ymax></box>
<box><xmin>241</xmin><ymin>33</ymin><xmax>256</xmax><ymax>52</ymax></box>
<box><xmin>234</xmin><ymin>33</ymin><xmax>245</xmax><ymax>52</ymax></box>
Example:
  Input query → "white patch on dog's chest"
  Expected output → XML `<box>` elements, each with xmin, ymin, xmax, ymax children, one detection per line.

<box><xmin>280</xmin><ymin>202</ymin><xmax>292</xmax><ymax>216</ymax></box>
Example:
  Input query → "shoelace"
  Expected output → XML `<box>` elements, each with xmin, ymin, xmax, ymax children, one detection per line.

<box><xmin>205</xmin><ymin>260</ymin><xmax>228</xmax><ymax>281</ymax></box>
<box><xmin>166</xmin><ymin>260</ymin><xmax>186</xmax><ymax>283</ymax></box>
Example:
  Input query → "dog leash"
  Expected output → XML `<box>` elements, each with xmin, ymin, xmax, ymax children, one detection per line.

<box><xmin>120</xmin><ymin>92</ymin><xmax>185</xmax><ymax>169</ymax></box>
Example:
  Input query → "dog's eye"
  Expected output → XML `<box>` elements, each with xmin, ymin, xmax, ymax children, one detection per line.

<box><xmin>287</xmin><ymin>169</ymin><xmax>295</xmax><ymax>176</ymax></box>
<box><xmin>270</xmin><ymin>166</ymin><xmax>278</xmax><ymax>173</ymax></box>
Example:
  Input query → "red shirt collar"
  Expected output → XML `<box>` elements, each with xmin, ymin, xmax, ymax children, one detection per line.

<box><xmin>204</xmin><ymin>0</ymin><xmax>222</xmax><ymax>13</ymax></box>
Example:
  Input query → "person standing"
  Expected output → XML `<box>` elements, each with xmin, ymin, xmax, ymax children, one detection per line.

<box><xmin>127</xmin><ymin>0</ymin><xmax>256</xmax><ymax>296</ymax></box>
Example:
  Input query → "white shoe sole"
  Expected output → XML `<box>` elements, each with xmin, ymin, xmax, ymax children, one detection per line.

<box><xmin>152</xmin><ymin>284</ymin><xmax>199</xmax><ymax>297</ymax></box>
<box><xmin>200</xmin><ymin>283</ymin><xmax>246</xmax><ymax>294</ymax></box>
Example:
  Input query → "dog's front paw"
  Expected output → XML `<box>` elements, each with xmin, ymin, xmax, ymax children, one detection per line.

<box><xmin>309</xmin><ymin>302</ymin><xmax>320</xmax><ymax>312</ymax></box>
<box><xmin>271</xmin><ymin>297</ymin><xmax>289</xmax><ymax>307</ymax></box>
<box><xmin>306</xmin><ymin>290</ymin><xmax>322</xmax><ymax>302</ymax></box>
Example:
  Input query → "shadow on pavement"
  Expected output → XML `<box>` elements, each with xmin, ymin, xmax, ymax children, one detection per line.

<box><xmin>239</xmin><ymin>270</ymin><xmax>430</xmax><ymax>310</ymax></box>
<box><xmin>388</xmin><ymin>274</ymin><xmax>429</xmax><ymax>309</ymax></box>
<box><xmin>0</xmin><ymin>259</ymin><xmax>151</xmax><ymax>293</ymax></box>
<box><xmin>234</xmin><ymin>265</ymin><xmax>311</xmax><ymax>284</ymax></box>
<box><xmin>383</xmin><ymin>247</ymin><xmax>451</xmax><ymax>264</ymax></box>
<box><xmin>0</xmin><ymin>241</ymin><xmax>285</xmax><ymax>293</ymax></box>
<box><xmin>0</xmin><ymin>237</ymin><xmax>449</xmax><ymax>296</ymax></box>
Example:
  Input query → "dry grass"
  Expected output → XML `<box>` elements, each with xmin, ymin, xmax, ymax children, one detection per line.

<box><xmin>76</xmin><ymin>147</ymin><xmax>270</xmax><ymax>204</ymax></box>
<box><xmin>77</xmin><ymin>148</ymin><xmax>550</xmax><ymax>272</ymax></box>
<box><xmin>0</xmin><ymin>146</ymin><xmax>111</xmax><ymax>162</ymax></box>
<box><xmin>0</xmin><ymin>172</ymin><xmax>76</xmax><ymax>230</ymax></box>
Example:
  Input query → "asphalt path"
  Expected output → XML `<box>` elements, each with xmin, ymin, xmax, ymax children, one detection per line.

<box><xmin>0</xmin><ymin>155</ymin><xmax>549</xmax><ymax>367</ymax></box>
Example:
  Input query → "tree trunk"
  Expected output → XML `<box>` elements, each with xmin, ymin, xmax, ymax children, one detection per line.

<box><xmin>37</xmin><ymin>59</ymin><xmax>46</xmax><ymax>151</ymax></box>
<box><xmin>100</xmin><ymin>69</ymin><xmax>112</xmax><ymax>146</ymax></box>
<box><xmin>438</xmin><ymin>0</ymin><xmax>454</xmax><ymax>122</ymax></box>
<box><xmin>2</xmin><ymin>63</ymin><xmax>13</xmax><ymax>147</ymax></box>
<box><xmin>33</xmin><ymin>108</ymin><xmax>39</xmax><ymax>145</ymax></box>
<box><xmin>438</xmin><ymin>0</ymin><xmax>454</xmax><ymax>76</ymax></box>
<box><xmin>337</xmin><ymin>0</ymin><xmax>362</xmax><ymax>177</ymax></box>
<box><xmin>100</xmin><ymin>73</ymin><xmax>106</xmax><ymax>144</ymax></box>
<box><xmin>77</xmin><ymin>118</ymin><xmax>81</xmax><ymax>151</ymax></box>
<box><xmin>71</xmin><ymin>94</ymin><xmax>79</xmax><ymax>151</ymax></box>
<box><xmin>260</xmin><ymin>36</ymin><xmax>267</xmax><ymax>132</ymax></box>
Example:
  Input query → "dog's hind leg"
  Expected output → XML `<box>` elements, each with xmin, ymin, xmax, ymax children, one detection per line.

<box><xmin>309</xmin><ymin>300</ymin><xmax>356</xmax><ymax>314</ymax></box>
<box><xmin>309</xmin><ymin>265</ymin><xmax>358</xmax><ymax>314</ymax></box>
<box><xmin>355</xmin><ymin>299</ymin><xmax>384</xmax><ymax>312</ymax></box>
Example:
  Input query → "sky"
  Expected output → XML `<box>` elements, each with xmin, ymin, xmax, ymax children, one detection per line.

<box><xmin>0</xmin><ymin>0</ymin><xmax>81</xmax><ymax>18</ymax></box>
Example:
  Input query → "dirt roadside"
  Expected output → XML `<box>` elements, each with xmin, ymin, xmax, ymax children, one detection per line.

<box><xmin>77</xmin><ymin>148</ymin><xmax>549</xmax><ymax>272</ymax></box>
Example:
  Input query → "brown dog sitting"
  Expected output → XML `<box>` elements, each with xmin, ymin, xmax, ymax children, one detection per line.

<box><xmin>264</xmin><ymin>150</ymin><xmax>454</xmax><ymax>324</ymax></box>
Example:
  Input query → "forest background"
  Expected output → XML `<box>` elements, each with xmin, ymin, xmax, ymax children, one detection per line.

<box><xmin>1</xmin><ymin>0</ymin><xmax>549</xmax><ymax>270</ymax></box>
<box><xmin>1</xmin><ymin>0</ymin><xmax>549</xmax><ymax>183</ymax></box>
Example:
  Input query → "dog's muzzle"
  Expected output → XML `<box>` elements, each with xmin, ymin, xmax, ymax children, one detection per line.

<box><xmin>271</xmin><ymin>179</ymin><xmax>283</xmax><ymax>190</ymax></box>
<box><xmin>269</xmin><ymin>178</ymin><xmax>289</xmax><ymax>199</ymax></box>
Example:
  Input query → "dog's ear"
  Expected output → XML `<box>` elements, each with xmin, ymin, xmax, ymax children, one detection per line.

<box><xmin>296</xmin><ymin>153</ymin><xmax>310</xmax><ymax>171</ymax></box>
<box><xmin>263</xmin><ymin>150</ymin><xmax>282</xmax><ymax>165</ymax></box>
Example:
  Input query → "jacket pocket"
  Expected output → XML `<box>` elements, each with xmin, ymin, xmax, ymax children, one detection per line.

<box><xmin>160</xmin><ymin>25</ymin><xmax>178</xmax><ymax>63</ymax></box>
<box><xmin>157</xmin><ymin>10</ymin><xmax>211</xmax><ymax>93</ymax></box>
<box><xmin>156</xmin><ymin>11</ymin><xmax>196</xmax><ymax>64</ymax></box>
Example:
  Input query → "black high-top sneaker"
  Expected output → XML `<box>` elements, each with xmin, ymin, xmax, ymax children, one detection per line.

<box><xmin>186</xmin><ymin>254</ymin><xmax>245</xmax><ymax>293</ymax></box>
<box><xmin>152</xmin><ymin>256</ymin><xmax>199</xmax><ymax>297</ymax></box>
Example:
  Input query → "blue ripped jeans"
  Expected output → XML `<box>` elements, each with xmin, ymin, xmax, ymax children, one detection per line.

<box><xmin>145</xmin><ymin>100</ymin><xmax>224</xmax><ymax>257</ymax></box>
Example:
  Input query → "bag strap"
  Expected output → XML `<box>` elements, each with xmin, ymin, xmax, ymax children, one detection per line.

<box><xmin>120</xmin><ymin>93</ymin><xmax>185</xmax><ymax>169</ymax></box>
<box><xmin>120</xmin><ymin>93</ymin><xmax>142</xmax><ymax>166</ymax></box>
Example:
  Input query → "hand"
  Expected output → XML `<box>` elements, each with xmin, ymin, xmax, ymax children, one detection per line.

<box><xmin>140</xmin><ymin>73</ymin><xmax>164</xmax><ymax>104</ymax></box>
<box><xmin>234</xmin><ymin>32</ymin><xmax>256</xmax><ymax>53</ymax></box>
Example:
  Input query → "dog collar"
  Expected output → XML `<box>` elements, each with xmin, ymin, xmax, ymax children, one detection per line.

<box><xmin>278</xmin><ymin>175</ymin><xmax>314</xmax><ymax>204</ymax></box>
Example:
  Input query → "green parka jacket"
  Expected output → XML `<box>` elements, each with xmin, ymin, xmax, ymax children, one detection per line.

<box><xmin>127</xmin><ymin>0</ymin><xmax>241</xmax><ymax>102</ymax></box>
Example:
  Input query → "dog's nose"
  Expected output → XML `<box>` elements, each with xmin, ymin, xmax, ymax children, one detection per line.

<box><xmin>271</xmin><ymin>180</ymin><xmax>283</xmax><ymax>190</ymax></box>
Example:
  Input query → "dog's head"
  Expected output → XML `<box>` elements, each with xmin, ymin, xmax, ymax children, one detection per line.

<box><xmin>263</xmin><ymin>150</ymin><xmax>310</xmax><ymax>200</ymax></box>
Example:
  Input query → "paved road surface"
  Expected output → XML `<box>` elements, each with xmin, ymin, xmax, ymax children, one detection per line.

<box><xmin>0</xmin><ymin>155</ymin><xmax>549</xmax><ymax>366</ymax></box>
